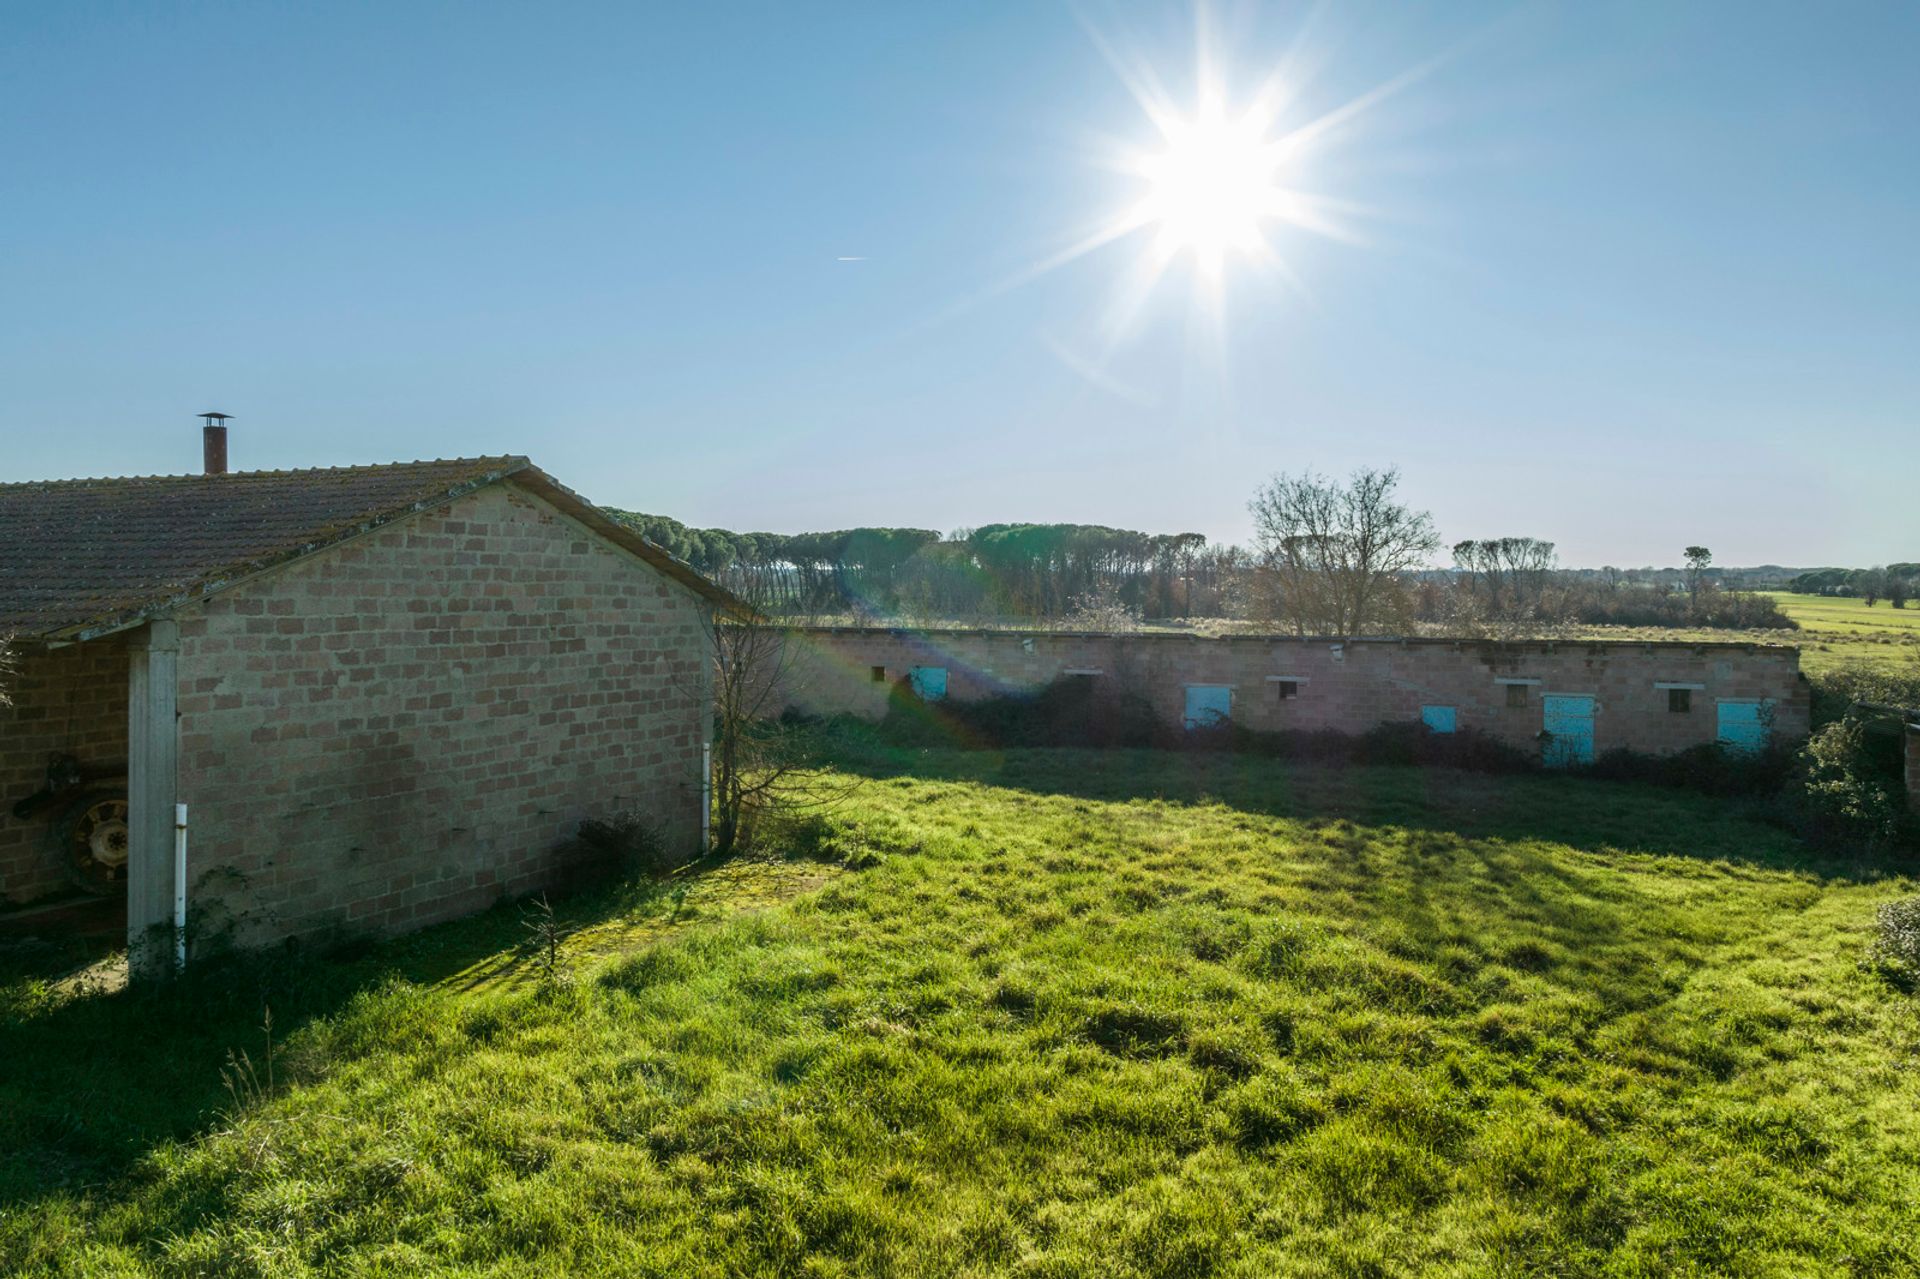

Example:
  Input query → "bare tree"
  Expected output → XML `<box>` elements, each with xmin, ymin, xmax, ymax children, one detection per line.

<box><xmin>1248</xmin><ymin>467</ymin><xmax>1441</xmax><ymax>636</ymax></box>
<box><xmin>1057</xmin><ymin>584</ymin><xmax>1142</xmax><ymax>633</ymax></box>
<box><xmin>702</xmin><ymin>571</ymin><xmax>856</xmax><ymax>855</ymax></box>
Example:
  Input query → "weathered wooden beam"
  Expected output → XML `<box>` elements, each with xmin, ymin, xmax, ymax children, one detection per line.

<box><xmin>126</xmin><ymin>619</ymin><xmax>179</xmax><ymax>979</ymax></box>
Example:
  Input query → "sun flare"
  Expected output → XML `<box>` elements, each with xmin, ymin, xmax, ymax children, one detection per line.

<box><xmin>1132</xmin><ymin>98</ymin><xmax>1289</xmax><ymax>271</ymax></box>
<box><xmin>971</xmin><ymin>13</ymin><xmax>1421</xmax><ymax>365</ymax></box>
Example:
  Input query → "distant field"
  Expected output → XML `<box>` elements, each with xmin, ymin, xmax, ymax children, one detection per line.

<box><xmin>1766</xmin><ymin>592</ymin><xmax>1920</xmax><ymax>676</ymax></box>
<box><xmin>1766</xmin><ymin>591</ymin><xmax>1920</xmax><ymax>637</ymax></box>
<box><xmin>4</xmin><ymin>750</ymin><xmax>1917</xmax><ymax>1275</ymax></box>
<box><xmin>1554</xmin><ymin>593</ymin><xmax>1917</xmax><ymax>678</ymax></box>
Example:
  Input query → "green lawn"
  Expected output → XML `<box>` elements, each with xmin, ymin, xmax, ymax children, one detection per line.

<box><xmin>4</xmin><ymin>749</ymin><xmax>1919</xmax><ymax>1276</ymax></box>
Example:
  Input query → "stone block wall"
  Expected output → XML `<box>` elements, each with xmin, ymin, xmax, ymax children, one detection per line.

<box><xmin>173</xmin><ymin>483</ymin><xmax>713</xmax><ymax>949</ymax></box>
<box><xmin>0</xmin><ymin>641</ymin><xmax>129</xmax><ymax>905</ymax></box>
<box><xmin>776</xmin><ymin>628</ymin><xmax>1810</xmax><ymax>757</ymax></box>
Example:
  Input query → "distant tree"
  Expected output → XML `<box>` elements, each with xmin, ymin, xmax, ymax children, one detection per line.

<box><xmin>1452</xmin><ymin>538</ymin><xmax>1560</xmax><ymax>620</ymax></box>
<box><xmin>1683</xmin><ymin>546</ymin><xmax>1713</xmax><ymax>611</ymax></box>
<box><xmin>1249</xmin><ymin>467</ymin><xmax>1440</xmax><ymax>636</ymax></box>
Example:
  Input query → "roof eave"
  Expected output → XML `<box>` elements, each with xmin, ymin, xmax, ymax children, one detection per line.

<box><xmin>503</xmin><ymin>468</ymin><xmax>745</xmax><ymax>614</ymax></box>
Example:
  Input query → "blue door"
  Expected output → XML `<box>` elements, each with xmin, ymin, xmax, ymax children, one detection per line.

<box><xmin>1184</xmin><ymin>685</ymin><xmax>1232</xmax><ymax>729</ymax></box>
<box><xmin>1716</xmin><ymin>700</ymin><xmax>1770</xmax><ymax>753</ymax></box>
<box><xmin>1541</xmin><ymin>695</ymin><xmax>1595</xmax><ymax>767</ymax></box>
<box><xmin>1420</xmin><ymin>705</ymin><xmax>1457</xmax><ymax>734</ymax></box>
<box><xmin>908</xmin><ymin>666</ymin><xmax>948</xmax><ymax>701</ymax></box>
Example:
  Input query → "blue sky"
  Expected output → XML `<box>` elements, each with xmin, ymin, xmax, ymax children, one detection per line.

<box><xmin>2</xmin><ymin>2</ymin><xmax>1914</xmax><ymax>566</ymax></box>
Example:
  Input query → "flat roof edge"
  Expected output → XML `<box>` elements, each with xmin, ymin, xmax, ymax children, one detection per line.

<box><xmin>787</xmin><ymin>625</ymin><xmax>1802</xmax><ymax>655</ymax></box>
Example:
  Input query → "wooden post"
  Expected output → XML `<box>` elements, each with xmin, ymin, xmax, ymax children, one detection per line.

<box><xmin>127</xmin><ymin>619</ymin><xmax>180</xmax><ymax>978</ymax></box>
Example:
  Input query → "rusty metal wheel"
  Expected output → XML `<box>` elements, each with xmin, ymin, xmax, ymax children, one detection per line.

<box><xmin>56</xmin><ymin>790</ymin><xmax>130</xmax><ymax>896</ymax></box>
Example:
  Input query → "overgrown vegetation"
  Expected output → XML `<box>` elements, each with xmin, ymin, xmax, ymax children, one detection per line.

<box><xmin>707</xmin><ymin>591</ymin><xmax>859</xmax><ymax>854</ymax></box>
<box><xmin>3</xmin><ymin>751</ymin><xmax>1916</xmax><ymax>1274</ymax></box>
<box><xmin>868</xmin><ymin>671</ymin><xmax>1916</xmax><ymax>855</ymax></box>
<box><xmin>572</xmin><ymin>811</ymin><xmax>673</xmax><ymax>876</ymax></box>
<box><xmin>1869</xmin><ymin>896</ymin><xmax>1920</xmax><ymax>984</ymax></box>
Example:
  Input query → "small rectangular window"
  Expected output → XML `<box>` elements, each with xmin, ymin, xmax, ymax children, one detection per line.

<box><xmin>1505</xmin><ymin>683</ymin><xmax>1529</xmax><ymax>709</ymax></box>
<box><xmin>1273</xmin><ymin>680</ymin><xmax>1298</xmax><ymax>701</ymax></box>
<box><xmin>1668</xmin><ymin>687</ymin><xmax>1691</xmax><ymax>713</ymax></box>
<box><xmin>870</xmin><ymin>665</ymin><xmax>886</xmax><ymax>683</ymax></box>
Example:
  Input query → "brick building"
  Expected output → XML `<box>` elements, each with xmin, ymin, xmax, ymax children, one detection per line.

<box><xmin>777</xmin><ymin>627</ymin><xmax>1810</xmax><ymax>760</ymax></box>
<box><xmin>0</xmin><ymin>451</ymin><xmax>727</xmax><ymax>971</ymax></box>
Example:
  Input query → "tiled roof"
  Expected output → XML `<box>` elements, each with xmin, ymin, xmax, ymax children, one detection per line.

<box><xmin>0</xmin><ymin>457</ymin><xmax>734</xmax><ymax>641</ymax></box>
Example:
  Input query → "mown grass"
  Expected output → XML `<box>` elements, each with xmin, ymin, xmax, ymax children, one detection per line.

<box><xmin>5</xmin><ymin>749</ymin><xmax>1919</xmax><ymax>1276</ymax></box>
<box><xmin>1766</xmin><ymin>591</ymin><xmax>1920</xmax><ymax>639</ymax></box>
<box><xmin>1758</xmin><ymin>591</ymin><xmax>1920</xmax><ymax>678</ymax></box>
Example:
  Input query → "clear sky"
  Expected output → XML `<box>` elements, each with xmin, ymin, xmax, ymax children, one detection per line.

<box><xmin>3</xmin><ymin>2</ymin><xmax>1914</xmax><ymax>566</ymax></box>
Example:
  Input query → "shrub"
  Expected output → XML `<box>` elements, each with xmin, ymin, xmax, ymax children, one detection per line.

<box><xmin>1868</xmin><ymin>897</ymin><xmax>1920</xmax><ymax>982</ymax></box>
<box><xmin>1566</xmin><ymin>587</ymin><xmax>1796</xmax><ymax>631</ymax></box>
<box><xmin>1784</xmin><ymin>719</ymin><xmax>1910</xmax><ymax>850</ymax></box>
<box><xmin>574</xmin><ymin>810</ymin><xmax>675</xmax><ymax>878</ymax></box>
<box><xmin>1806</xmin><ymin>666</ymin><xmax>1920</xmax><ymax>731</ymax></box>
<box><xmin>1585</xmin><ymin>742</ymin><xmax>1795</xmax><ymax>796</ymax></box>
<box><xmin>870</xmin><ymin>672</ymin><xmax>1916</xmax><ymax>826</ymax></box>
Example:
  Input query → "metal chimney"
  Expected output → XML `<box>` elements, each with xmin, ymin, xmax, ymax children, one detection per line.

<box><xmin>198</xmin><ymin>412</ymin><xmax>233</xmax><ymax>475</ymax></box>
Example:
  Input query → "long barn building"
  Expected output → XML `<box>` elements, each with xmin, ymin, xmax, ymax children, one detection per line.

<box><xmin>776</xmin><ymin>627</ymin><xmax>1809</xmax><ymax>760</ymax></box>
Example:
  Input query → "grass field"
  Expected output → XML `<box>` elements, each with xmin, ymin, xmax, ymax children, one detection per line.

<box><xmin>1559</xmin><ymin>591</ymin><xmax>1920</xmax><ymax>679</ymax></box>
<box><xmin>1764</xmin><ymin>592</ymin><xmax>1920</xmax><ymax>676</ymax></box>
<box><xmin>1766</xmin><ymin>592</ymin><xmax>1920</xmax><ymax>638</ymax></box>
<box><xmin>5</xmin><ymin>749</ymin><xmax>1919</xmax><ymax>1276</ymax></box>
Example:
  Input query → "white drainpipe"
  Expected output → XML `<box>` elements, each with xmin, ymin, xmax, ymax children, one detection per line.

<box><xmin>172</xmin><ymin>803</ymin><xmax>188</xmax><ymax>972</ymax></box>
<box><xmin>700</xmin><ymin>742</ymin><xmax>712</xmax><ymax>852</ymax></box>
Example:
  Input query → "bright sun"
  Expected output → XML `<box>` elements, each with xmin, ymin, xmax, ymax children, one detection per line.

<box><xmin>997</xmin><ymin>16</ymin><xmax>1410</xmax><ymax>352</ymax></box>
<box><xmin>1134</xmin><ymin>99</ymin><xmax>1288</xmax><ymax>270</ymax></box>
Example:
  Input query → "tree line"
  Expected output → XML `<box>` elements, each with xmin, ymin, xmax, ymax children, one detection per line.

<box><xmin>611</xmin><ymin>467</ymin><xmax>1804</xmax><ymax>635</ymax></box>
<box><xmin>606</xmin><ymin>510</ymin><xmax>1242</xmax><ymax>621</ymax></box>
<box><xmin>1787</xmin><ymin>565</ymin><xmax>1919</xmax><ymax>607</ymax></box>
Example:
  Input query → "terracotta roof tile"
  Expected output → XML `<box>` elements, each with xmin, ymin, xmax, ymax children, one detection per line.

<box><xmin>0</xmin><ymin>457</ymin><xmax>530</xmax><ymax>640</ymax></box>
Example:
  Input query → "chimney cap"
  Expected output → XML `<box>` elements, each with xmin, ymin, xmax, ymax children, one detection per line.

<box><xmin>198</xmin><ymin>411</ymin><xmax>234</xmax><ymax>423</ymax></box>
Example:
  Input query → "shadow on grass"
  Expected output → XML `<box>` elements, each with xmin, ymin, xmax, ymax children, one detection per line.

<box><xmin>809</xmin><ymin>739</ymin><xmax>1893</xmax><ymax>884</ymax></box>
<box><xmin>0</xmin><ymin>852</ymin><xmax>809</xmax><ymax>1210</ymax></box>
<box><xmin>807</xmin><ymin>743</ymin><xmax>1883</xmax><ymax>1059</ymax></box>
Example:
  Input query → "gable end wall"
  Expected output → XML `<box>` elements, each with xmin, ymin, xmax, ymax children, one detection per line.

<box><xmin>173</xmin><ymin>483</ymin><xmax>712</xmax><ymax>948</ymax></box>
